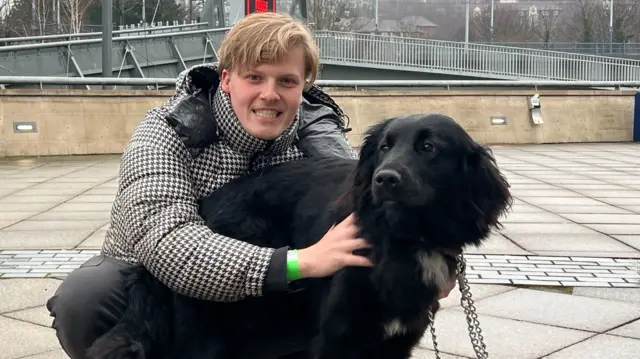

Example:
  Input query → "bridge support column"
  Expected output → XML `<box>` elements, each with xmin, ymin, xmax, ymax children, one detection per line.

<box><xmin>102</xmin><ymin>0</ymin><xmax>113</xmax><ymax>88</ymax></box>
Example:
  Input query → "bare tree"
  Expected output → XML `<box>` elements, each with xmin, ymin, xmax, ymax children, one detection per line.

<box><xmin>0</xmin><ymin>0</ymin><xmax>12</xmax><ymax>37</ymax></box>
<box><xmin>533</xmin><ymin>3</ymin><xmax>563</xmax><ymax>44</ymax></box>
<box><xmin>60</xmin><ymin>0</ymin><xmax>95</xmax><ymax>33</ymax></box>
<box><xmin>33</xmin><ymin>0</ymin><xmax>53</xmax><ymax>35</ymax></box>
<box><xmin>560</xmin><ymin>0</ymin><xmax>607</xmax><ymax>42</ymax></box>
<box><xmin>471</xmin><ymin>3</ymin><xmax>536</xmax><ymax>42</ymax></box>
<box><xmin>609</xmin><ymin>0</ymin><xmax>640</xmax><ymax>43</ymax></box>
<box><xmin>4</xmin><ymin>0</ymin><xmax>55</xmax><ymax>36</ymax></box>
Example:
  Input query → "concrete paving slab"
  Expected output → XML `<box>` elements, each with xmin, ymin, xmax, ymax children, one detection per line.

<box><xmin>519</xmin><ymin>196</ymin><xmax>613</xmax><ymax>206</ymax></box>
<box><xmin>8</xmin><ymin>189</ymin><xmax>87</xmax><ymax>197</ymax></box>
<box><xmin>511</xmin><ymin>189</ymin><xmax>584</xmax><ymax>197</ymax></box>
<box><xmin>576</xmin><ymin>190</ymin><xmax>640</xmax><ymax>198</ymax></box>
<box><xmin>76</xmin><ymin>230</ymin><xmax>106</xmax><ymax>249</ymax></box>
<box><xmin>418</xmin><ymin>309</ymin><xmax>594</xmax><ymax>359</ymax></box>
<box><xmin>597</xmin><ymin>198</ymin><xmax>640</xmax><ymax>207</ymax></box>
<box><xmin>572</xmin><ymin>288</ymin><xmax>640</xmax><ymax>305</ymax></box>
<box><xmin>66</xmin><ymin>195</ymin><xmax>115</xmax><ymax>203</ymax></box>
<box><xmin>608</xmin><ymin>319</ymin><xmax>640</xmax><ymax>339</ymax></box>
<box><xmin>0</xmin><ymin>204</ymin><xmax>58</xmax><ymax>213</ymax></box>
<box><xmin>506</xmin><ymin>202</ymin><xmax>546</xmax><ymax>213</ymax></box>
<box><xmin>503</xmin><ymin>233</ymin><xmax>638</xmax><ymax>253</ymax></box>
<box><xmin>455</xmin><ymin>288</ymin><xmax>640</xmax><ymax>332</ymax></box>
<box><xmin>24</xmin><ymin>182</ymin><xmax>99</xmax><ymax>190</ymax></box>
<box><xmin>47</xmin><ymin>202</ymin><xmax>114</xmax><ymax>212</ymax></box>
<box><xmin>0</xmin><ymin>195</ymin><xmax>73</xmax><ymax>203</ymax></box>
<box><xmin>559</xmin><ymin>213</ymin><xmax>640</xmax><ymax>224</ymax></box>
<box><xmin>613</xmin><ymin>235</ymin><xmax>640</xmax><ymax>251</ymax></box>
<box><xmin>28</xmin><ymin>211</ymin><xmax>112</xmax><ymax>221</ymax></box>
<box><xmin>0</xmin><ymin>188</ymin><xmax>19</xmax><ymax>197</ymax></box>
<box><xmin>410</xmin><ymin>349</ymin><xmax>469</xmax><ymax>358</ymax></box>
<box><xmin>18</xmin><ymin>349</ymin><xmax>69</xmax><ymax>359</ymax></box>
<box><xmin>464</xmin><ymin>233</ymin><xmax>532</xmax><ymax>255</ymax></box>
<box><xmin>4</xmin><ymin>305</ymin><xmax>52</xmax><ymax>327</ymax></box>
<box><xmin>0</xmin><ymin>212</ymin><xmax>41</xmax><ymax>222</ymax></box>
<box><xmin>0</xmin><ymin>278</ymin><xmax>59</xmax><ymax>314</ymax></box>
<box><xmin>438</xmin><ymin>284</ymin><xmax>516</xmax><ymax>310</ymax></box>
<box><xmin>500</xmin><ymin>212</ymin><xmax>567</xmax><ymax>223</ymax></box>
<box><xmin>0</xmin><ymin>231</ymin><xmax>93</xmax><ymax>250</ymax></box>
<box><xmin>507</xmin><ymin>183</ymin><xmax>561</xmax><ymax>190</ymax></box>
<box><xmin>533</xmin><ymin>250</ymin><xmax>640</xmax><ymax>260</ymax></box>
<box><xmin>621</xmin><ymin>205</ymin><xmax>640</xmax><ymax>213</ymax></box>
<box><xmin>560</xmin><ymin>184</ymin><xmax>633</xmax><ymax>190</ymax></box>
<box><xmin>500</xmin><ymin>222</ymin><xmax>601</xmax><ymax>235</ymax></box>
<box><xmin>83</xmin><ymin>187</ymin><xmax>118</xmax><ymax>196</ymax></box>
<box><xmin>0</xmin><ymin>316</ymin><xmax>60</xmax><ymax>359</ymax></box>
<box><xmin>541</xmin><ymin>334</ymin><xmax>640</xmax><ymax>359</ymax></box>
<box><xmin>2</xmin><ymin>220</ymin><xmax>108</xmax><ymax>231</ymax></box>
<box><xmin>585</xmin><ymin>224</ymin><xmax>640</xmax><ymax>235</ymax></box>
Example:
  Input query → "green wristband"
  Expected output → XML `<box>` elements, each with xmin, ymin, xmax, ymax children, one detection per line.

<box><xmin>286</xmin><ymin>250</ymin><xmax>303</xmax><ymax>282</ymax></box>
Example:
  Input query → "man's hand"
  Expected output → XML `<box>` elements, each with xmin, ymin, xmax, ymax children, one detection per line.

<box><xmin>297</xmin><ymin>213</ymin><xmax>374</xmax><ymax>279</ymax></box>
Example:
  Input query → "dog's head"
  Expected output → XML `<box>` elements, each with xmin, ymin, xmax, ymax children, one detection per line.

<box><xmin>351</xmin><ymin>114</ymin><xmax>512</xmax><ymax>249</ymax></box>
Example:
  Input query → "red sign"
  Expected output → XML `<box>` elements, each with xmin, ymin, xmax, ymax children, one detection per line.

<box><xmin>246</xmin><ymin>0</ymin><xmax>276</xmax><ymax>15</ymax></box>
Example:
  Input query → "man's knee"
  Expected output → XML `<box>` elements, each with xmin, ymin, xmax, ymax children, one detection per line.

<box><xmin>46</xmin><ymin>254</ymin><xmax>131</xmax><ymax>359</ymax></box>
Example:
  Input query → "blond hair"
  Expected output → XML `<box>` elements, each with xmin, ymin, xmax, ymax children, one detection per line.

<box><xmin>217</xmin><ymin>12</ymin><xmax>319</xmax><ymax>89</ymax></box>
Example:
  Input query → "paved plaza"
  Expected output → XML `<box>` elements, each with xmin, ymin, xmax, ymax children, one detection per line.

<box><xmin>1</xmin><ymin>143</ymin><xmax>639</xmax><ymax>358</ymax></box>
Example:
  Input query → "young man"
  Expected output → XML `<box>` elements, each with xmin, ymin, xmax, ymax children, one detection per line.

<box><xmin>46</xmin><ymin>12</ymin><xmax>456</xmax><ymax>359</ymax></box>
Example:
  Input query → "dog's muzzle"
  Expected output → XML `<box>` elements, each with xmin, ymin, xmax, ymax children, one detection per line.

<box><xmin>373</xmin><ymin>169</ymin><xmax>402</xmax><ymax>200</ymax></box>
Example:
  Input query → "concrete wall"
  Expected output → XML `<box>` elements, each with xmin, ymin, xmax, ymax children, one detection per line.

<box><xmin>0</xmin><ymin>88</ymin><xmax>636</xmax><ymax>158</ymax></box>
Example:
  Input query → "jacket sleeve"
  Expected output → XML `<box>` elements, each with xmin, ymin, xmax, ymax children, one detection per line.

<box><xmin>296</xmin><ymin>97</ymin><xmax>358</xmax><ymax>160</ymax></box>
<box><xmin>111</xmin><ymin>107</ymin><xmax>285</xmax><ymax>302</ymax></box>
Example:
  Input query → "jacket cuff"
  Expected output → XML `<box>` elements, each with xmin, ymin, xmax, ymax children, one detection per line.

<box><xmin>263</xmin><ymin>246</ymin><xmax>291</xmax><ymax>294</ymax></box>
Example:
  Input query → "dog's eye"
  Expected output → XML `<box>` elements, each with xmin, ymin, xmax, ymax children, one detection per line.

<box><xmin>423</xmin><ymin>142</ymin><xmax>436</xmax><ymax>152</ymax></box>
<box><xmin>380</xmin><ymin>144</ymin><xmax>390</xmax><ymax>152</ymax></box>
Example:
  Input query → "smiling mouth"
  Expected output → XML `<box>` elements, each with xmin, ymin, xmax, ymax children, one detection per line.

<box><xmin>253</xmin><ymin>110</ymin><xmax>280</xmax><ymax>119</ymax></box>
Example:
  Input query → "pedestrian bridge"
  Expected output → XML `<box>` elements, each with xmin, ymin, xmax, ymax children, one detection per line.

<box><xmin>0</xmin><ymin>22</ymin><xmax>639</xmax><ymax>89</ymax></box>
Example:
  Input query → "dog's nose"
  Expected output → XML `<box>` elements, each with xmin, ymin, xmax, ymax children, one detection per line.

<box><xmin>374</xmin><ymin>169</ymin><xmax>402</xmax><ymax>189</ymax></box>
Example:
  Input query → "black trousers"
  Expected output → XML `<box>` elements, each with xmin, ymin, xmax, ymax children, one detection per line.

<box><xmin>46</xmin><ymin>254</ymin><xmax>311</xmax><ymax>359</ymax></box>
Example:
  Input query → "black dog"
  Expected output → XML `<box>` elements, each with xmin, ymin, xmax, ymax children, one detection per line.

<box><xmin>87</xmin><ymin>114</ymin><xmax>512</xmax><ymax>359</ymax></box>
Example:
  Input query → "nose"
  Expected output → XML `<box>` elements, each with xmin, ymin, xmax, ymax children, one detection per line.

<box><xmin>260</xmin><ymin>82</ymin><xmax>280</xmax><ymax>102</ymax></box>
<box><xmin>374</xmin><ymin>169</ymin><xmax>402</xmax><ymax>189</ymax></box>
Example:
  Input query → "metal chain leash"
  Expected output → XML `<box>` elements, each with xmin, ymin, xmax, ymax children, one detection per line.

<box><xmin>428</xmin><ymin>253</ymin><xmax>489</xmax><ymax>359</ymax></box>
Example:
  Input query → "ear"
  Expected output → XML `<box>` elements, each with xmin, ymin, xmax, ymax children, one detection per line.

<box><xmin>350</xmin><ymin>118</ymin><xmax>393</xmax><ymax>209</ymax></box>
<box><xmin>220</xmin><ymin>69</ymin><xmax>231</xmax><ymax>94</ymax></box>
<box><xmin>463</xmin><ymin>143</ymin><xmax>513</xmax><ymax>234</ymax></box>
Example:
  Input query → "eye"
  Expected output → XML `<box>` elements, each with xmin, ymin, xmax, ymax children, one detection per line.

<box><xmin>380</xmin><ymin>144</ymin><xmax>389</xmax><ymax>152</ymax></box>
<box><xmin>423</xmin><ymin>142</ymin><xmax>436</xmax><ymax>152</ymax></box>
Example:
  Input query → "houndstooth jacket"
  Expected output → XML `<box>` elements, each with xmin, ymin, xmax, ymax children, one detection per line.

<box><xmin>101</xmin><ymin>63</ymin><xmax>357</xmax><ymax>302</ymax></box>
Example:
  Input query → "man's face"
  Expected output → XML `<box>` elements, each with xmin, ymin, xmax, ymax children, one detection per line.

<box><xmin>220</xmin><ymin>46</ymin><xmax>307</xmax><ymax>141</ymax></box>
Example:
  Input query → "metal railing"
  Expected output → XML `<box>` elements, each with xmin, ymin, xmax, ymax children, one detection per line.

<box><xmin>475</xmin><ymin>42</ymin><xmax>640</xmax><ymax>57</ymax></box>
<box><xmin>1</xmin><ymin>76</ymin><xmax>639</xmax><ymax>89</ymax></box>
<box><xmin>0</xmin><ymin>28</ymin><xmax>227</xmax><ymax>86</ymax></box>
<box><xmin>2</xmin><ymin>28</ymin><xmax>640</xmax><ymax>83</ymax></box>
<box><xmin>0</xmin><ymin>22</ymin><xmax>210</xmax><ymax>46</ymax></box>
<box><xmin>314</xmin><ymin>31</ymin><xmax>640</xmax><ymax>82</ymax></box>
<box><xmin>0</xmin><ymin>28</ymin><xmax>226</xmax><ymax>52</ymax></box>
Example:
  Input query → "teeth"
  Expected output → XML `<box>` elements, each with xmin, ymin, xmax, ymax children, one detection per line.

<box><xmin>254</xmin><ymin>110</ymin><xmax>278</xmax><ymax>118</ymax></box>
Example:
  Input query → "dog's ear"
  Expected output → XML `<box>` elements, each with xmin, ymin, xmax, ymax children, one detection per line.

<box><xmin>349</xmin><ymin>118</ymin><xmax>393</xmax><ymax>209</ymax></box>
<box><xmin>462</xmin><ymin>143</ymin><xmax>512</xmax><ymax>233</ymax></box>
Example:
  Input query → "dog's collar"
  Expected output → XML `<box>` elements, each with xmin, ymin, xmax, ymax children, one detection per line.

<box><xmin>211</xmin><ymin>86</ymin><xmax>300</xmax><ymax>156</ymax></box>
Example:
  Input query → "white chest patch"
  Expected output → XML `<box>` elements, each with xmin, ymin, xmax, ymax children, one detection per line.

<box><xmin>384</xmin><ymin>318</ymin><xmax>409</xmax><ymax>338</ymax></box>
<box><xmin>416</xmin><ymin>251</ymin><xmax>451</xmax><ymax>292</ymax></box>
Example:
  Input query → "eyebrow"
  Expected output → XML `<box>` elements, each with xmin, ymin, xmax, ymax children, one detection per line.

<box><xmin>244</xmin><ymin>68</ymin><xmax>303</xmax><ymax>81</ymax></box>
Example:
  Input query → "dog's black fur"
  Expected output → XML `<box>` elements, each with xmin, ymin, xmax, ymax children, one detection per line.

<box><xmin>87</xmin><ymin>114</ymin><xmax>512</xmax><ymax>359</ymax></box>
